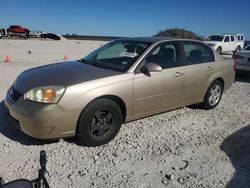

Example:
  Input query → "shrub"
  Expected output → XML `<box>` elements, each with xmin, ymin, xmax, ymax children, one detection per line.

<box><xmin>155</xmin><ymin>28</ymin><xmax>202</xmax><ymax>40</ymax></box>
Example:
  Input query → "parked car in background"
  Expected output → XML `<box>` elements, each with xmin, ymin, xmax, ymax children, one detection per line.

<box><xmin>40</xmin><ymin>33</ymin><xmax>61</xmax><ymax>40</ymax></box>
<box><xmin>7</xmin><ymin>25</ymin><xmax>29</xmax><ymax>34</ymax></box>
<box><xmin>234</xmin><ymin>45</ymin><xmax>250</xmax><ymax>72</ymax></box>
<box><xmin>29</xmin><ymin>30</ymin><xmax>43</xmax><ymax>38</ymax></box>
<box><xmin>244</xmin><ymin>40</ymin><xmax>250</xmax><ymax>47</ymax></box>
<box><xmin>7</xmin><ymin>25</ymin><xmax>30</xmax><ymax>39</ymax></box>
<box><xmin>5</xmin><ymin>37</ymin><xmax>235</xmax><ymax>146</ymax></box>
<box><xmin>205</xmin><ymin>34</ymin><xmax>245</xmax><ymax>54</ymax></box>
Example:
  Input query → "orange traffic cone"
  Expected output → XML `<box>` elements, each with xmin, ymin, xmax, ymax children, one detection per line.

<box><xmin>64</xmin><ymin>54</ymin><xmax>69</xmax><ymax>60</ymax></box>
<box><xmin>5</xmin><ymin>56</ymin><xmax>10</xmax><ymax>63</ymax></box>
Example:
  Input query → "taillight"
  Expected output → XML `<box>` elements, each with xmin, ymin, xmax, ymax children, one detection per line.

<box><xmin>232</xmin><ymin>53</ymin><xmax>243</xmax><ymax>71</ymax></box>
<box><xmin>233</xmin><ymin>62</ymin><xmax>236</xmax><ymax>72</ymax></box>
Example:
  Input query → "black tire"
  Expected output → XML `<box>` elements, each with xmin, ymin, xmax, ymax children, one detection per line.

<box><xmin>76</xmin><ymin>98</ymin><xmax>122</xmax><ymax>146</ymax></box>
<box><xmin>216</xmin><ymin>47</ymin><xmax>222</xmax><ymax>55</ymax></box>
<box><xmin>200</xmin><ymin>80</ymin><xmax>223</xmax><ymax>110</ymax></box>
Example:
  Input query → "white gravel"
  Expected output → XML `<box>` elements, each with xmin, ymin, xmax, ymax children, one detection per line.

<box><xmin>0</xmin><ymin>39</ymin><xmax>249</xmax><ymax>188</ymax></box>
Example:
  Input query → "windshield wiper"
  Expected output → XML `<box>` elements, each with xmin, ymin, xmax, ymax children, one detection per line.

<box><xmin>79</xmin><ymin>58</ymin><xmax>96</xmax><ymax>66</ymax></box>
<box><xmin>79</xmin><ymin>58</ymin><xmax>89</xmax><ymax>64</ymax></box>
<box><xmin>80</xmin><ymin>58</ymin><xmax>103</xmax><ymax>68</ymax></box>
<box><xmin>80</xmin><ymin>58</ymin><xmax>121</xmax><ymax>72</ymax></box>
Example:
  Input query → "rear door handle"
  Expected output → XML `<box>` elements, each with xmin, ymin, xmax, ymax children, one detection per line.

<box><xmin>174</xmin><ymin>72</ymin><xmax>184</xmax><ymax>77</ymax></box>
<box><xmin>205</xmin><ymin>67</ymin><xmax>213</xmax><ymax>71</ymax></box>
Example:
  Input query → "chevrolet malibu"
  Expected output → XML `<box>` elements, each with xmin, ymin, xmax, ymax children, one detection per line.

<box><xmin>5</xmin><ymin>37</ymin><xmax>235</xmax><ymax>146</ymax></box>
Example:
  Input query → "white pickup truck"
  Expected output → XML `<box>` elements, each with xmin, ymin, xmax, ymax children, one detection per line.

<box><xmin>205</xmin><ymin>34</ymin><xmax>245</xmax><ymax>54</ymax></box>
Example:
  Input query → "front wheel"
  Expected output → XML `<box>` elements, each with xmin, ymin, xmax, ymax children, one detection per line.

<box><xmin>200</xmin><ymin>81</ymin><xmax>223</xmax><ymax>110</ymax></box>
<box><xmin>216</xmin><ymin>47</ymin><xmax>222</xmax><ymax>55</ymax></box>
<box><xmin>76</xmin><ymin>98</ymin><xmax>123</xmax><ymax>146</ymax></box>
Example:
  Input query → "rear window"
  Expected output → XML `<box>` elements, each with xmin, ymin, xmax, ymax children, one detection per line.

<box><xmin>183</xmin><ymin>42</ymin><xmax>214</xmax><ymax>65</ymax></box>
<box><xmin>237</xmin><ymin>35</ymin><xmax>244</xmax><ymax>41</ymax></box>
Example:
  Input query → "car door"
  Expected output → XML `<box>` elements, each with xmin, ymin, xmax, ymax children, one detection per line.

<box><xmin>180</xmin><ymin>41</ymin><xmax>215</xmax><ymax>106</ymax></box>
<box><xmin>230</xmin><ymin>35</ymin><xmax>237</xmax><ymax>51</ymax></box>
<box><xmin>133</xmin><ymin>42</ymin><xmax>184</xmax><ymax>116</ymax></box>
<box><xmin>223</xmin><ymin>35</ymin><xmax>231</xmax><ymax>52</ymax></box>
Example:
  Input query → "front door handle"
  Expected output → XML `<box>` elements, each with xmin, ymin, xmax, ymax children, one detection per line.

<box><xmin>205</xmin><ymin>67</ymin><xmax>213</xmax><ymax>71</ymax></box>
<box><xmin>174</xmin><ymin>72</ymin><xmax>184</xmax><ymax>77</ymax></box>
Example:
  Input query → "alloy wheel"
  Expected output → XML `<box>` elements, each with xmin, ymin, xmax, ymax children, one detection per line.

<box><xmin>208</xmin><ymin>85</ymin><xmax>221</xmax><ymax>106</ymax></box>
<box><xmin>89</xmin><ymin>109</ymin><xmax>115</xmax><ymax>137</ymax></box>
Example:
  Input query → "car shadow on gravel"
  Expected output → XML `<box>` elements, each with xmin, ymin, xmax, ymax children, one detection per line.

<box><xmin>0</xmin><ymin>101</ymin><xmax>58</xmax><ymax>145</ymax></box>
<box><xmin>220</xmin><ymin>125</ymin><xmax>250</xmax><ymax>188</ymax></box>
<box><xmin>235</xmin><ymin>72</ymin><xmax>250</xmax><ymax>83</ymax></box>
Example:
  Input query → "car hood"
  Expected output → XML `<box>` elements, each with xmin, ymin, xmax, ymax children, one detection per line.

<box><xmin>14</xmin><ymin>61</ymin><xmax>121</xmax><ymax>92</ymax></box>
<box><xmin>204</xmin><ymin>41</ymin><xmax>219</xmax><ymax>45</ymax></box>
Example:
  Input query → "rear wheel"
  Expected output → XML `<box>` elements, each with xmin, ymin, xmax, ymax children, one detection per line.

<box><xmin>200</xmin><ymin>80</ymin><xmax>223</xmax><ymax>110</ymax></box>
<box><xmin>76</xmin><ymin>98</ymin><xmax>122</xmax><ymax>146</ymax></box>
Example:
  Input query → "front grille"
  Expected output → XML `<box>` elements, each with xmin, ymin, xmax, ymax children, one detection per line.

<box><xmin>9</xmin><ymin>86</ymin><xmax>23</xmax><ymax>102</ymax></box>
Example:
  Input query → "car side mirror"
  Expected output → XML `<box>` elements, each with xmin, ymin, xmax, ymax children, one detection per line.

<box><xmin>140</xmin><ymin>62</ymin><xmax>162</xmax><ymax>76</ymax></box>
<box><xmin>145</xmin><ymin>62</ymin><xmax>162</xmax><ymax>72</ymax></box>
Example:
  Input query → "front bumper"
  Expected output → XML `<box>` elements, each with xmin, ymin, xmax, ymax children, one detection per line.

<box><xmin>4</xmin><ymin>89</ymin><xmax>76</xmax><ymax>139</ymax></box>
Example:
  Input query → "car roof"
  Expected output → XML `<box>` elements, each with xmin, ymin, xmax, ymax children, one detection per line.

<box><xmin>209</xmin><ymin>34</ymin><xmax>244</xmax><ymax>36</ymax></box>
<box><xmin>116</xmin><ymin>37</ymin><xmax>200</xmax><ymax>43</ymax></box>
<box><xmin>10</xmin><ymin>25</ymin><xmax>21</xmax><ymax>27</ymax></box>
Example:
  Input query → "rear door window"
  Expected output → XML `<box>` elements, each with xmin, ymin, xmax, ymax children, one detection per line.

<box><xmin>230</xmin><ymin>36</ymin><xmax>235</xmax><ymax>42</ymax></box>
<box><xmin>183</xmin><ymin>42</ymin><xmax>214</xmax><ymax>65</ymax></box>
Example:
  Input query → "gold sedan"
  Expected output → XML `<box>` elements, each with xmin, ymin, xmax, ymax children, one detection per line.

<box><xmin>5</xmin><ymin>37</ymin><xmax>235</xmax><ymax>146</ymax></box>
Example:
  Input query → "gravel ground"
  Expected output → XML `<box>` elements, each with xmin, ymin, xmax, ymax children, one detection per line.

<box><xmin>0</xmin><ymin>39</ymin><xmax>250</xmax><ymax>188</ymax></box>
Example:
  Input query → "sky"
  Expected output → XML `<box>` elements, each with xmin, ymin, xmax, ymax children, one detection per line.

<box><xmin>0</xmin><ymin>0</ymin><xmax>249</xmax><ymax>39</ymax></box>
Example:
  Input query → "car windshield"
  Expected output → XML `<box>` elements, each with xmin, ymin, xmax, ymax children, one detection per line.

<box><xmin>207</xmin><ymin>35</ymin><xmax>224</xmax><ymax>42</ymax></box>
<box><xmin>82</xmin><ymin>40</ymin><xmax>151</xmax><ymax>72</ymax></box>
<box><xmin>244</xmin><ymin>45</ymin><xmax>250</xmax><ymax>51</ymax></box>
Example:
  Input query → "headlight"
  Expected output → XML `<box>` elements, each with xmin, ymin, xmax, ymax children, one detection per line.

<box><xmin>24</xmin><ymin>85</ymin><xmax>66</xmax><ymax>104</ymax></box>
